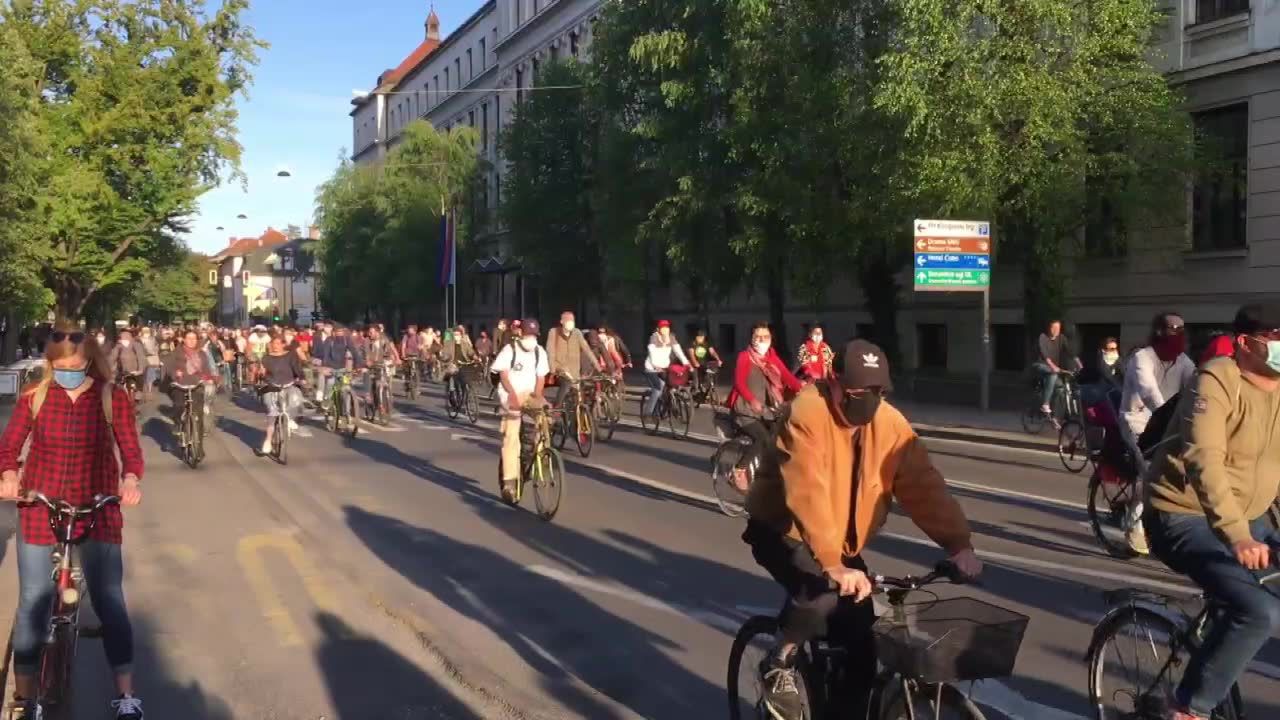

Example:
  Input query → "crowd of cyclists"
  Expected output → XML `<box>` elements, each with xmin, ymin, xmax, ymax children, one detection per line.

<box><xmin>2</xmin><ymin>300</ymin><xmax>1279</xmax><ymax>720</ymax></box>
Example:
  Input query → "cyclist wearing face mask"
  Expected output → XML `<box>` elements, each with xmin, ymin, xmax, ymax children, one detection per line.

<box><xmin>491</xmin><ymin>319</ymin><xmax>549</xmax><ymax>503</ymax></box>
<box><xmin>726</xmin><ymin>323</ymin><xmax>803</xmax><ymax>490</ymax></box>
<box><xmin>1143</xmin><ymin>303</ymin><xmax>1280</xmax><ymax>720</ymax></box>
<box><xmin>796</xmin><ymin>323</ymin><xmax>835</xmax><ymax>382</ymax></box>
<box><xmin>742</xmin><ymin>339</ymin><xmax>981</xmax><ymax>720</ymax></box>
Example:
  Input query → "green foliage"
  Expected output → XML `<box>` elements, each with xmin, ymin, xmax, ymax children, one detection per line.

<box><xmin>4</xmin><ymin>0</ymin><xmax>264</xmax><ymax>320</ymax></box>
<box><xmin>134</xmin><ymin>252</ymin><xmax>217</xmax><ymax>322</ymax></box>
<box><xmin>315</xmin><ymin>124</ymin><xmax>481</xmax><ymax>325</ymax></box>
<box><xmin>0</xmin><ymin>22</ymin><xmax>53</xmax><ymax>324</ymax></box>
<box><xmin>500</xmin><ymin>61</ymin><xmax>600</xmax><ymax>313</ymax></box>
<box><xmin>876</xmin><ymin>0</ymin><xmax>1195</xmax><ymax>331</ymax></box>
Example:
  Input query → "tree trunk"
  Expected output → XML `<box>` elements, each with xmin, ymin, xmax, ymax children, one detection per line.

<box><xmin>858</xmin><ymin>242</ymin><xmax>903</xmax><ymax>368</ymax></box>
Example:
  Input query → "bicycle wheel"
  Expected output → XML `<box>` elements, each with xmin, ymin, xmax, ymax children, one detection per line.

<box><xmin>379</xmin><ymin>382</ymin><xmax>393</xmax><ymax>421</ymax></box>
<box><xmin>1087</xmin><ymin>606</ymin><xmax>1241</xmax><ymax>720</ymax></box>
<box><xmin>407</xmin><ymin>370</ymin><xmax>418</xmax><ymax>400</ymax></box>
<box><xmin>672</xmin><ymin>392</ymin><xmax>692</xmax><ymax>438</ymax></box>
<box><xmin>37</xmin><ymin>622</ymin><xmax>77</xmax><ymax>720</ymax></box>
<box><xmin>1058</xmin><ymin>419</ymin><xmax>1089</xmax><ymax>473</ymax></box>
<box><xmin>1087</xmin><ymin>468</ymin><xmax>1140</xmax><ymax>560</ymax></box>
<box><xmin>876</xmin><ymin>678</ymin><xmax>985</xmax><ymax>720</ymax></box>
<box><xmin>711</xmin><ymin>441</ymin><xmax>750</xmax><ymax>518</ymax></box>
<box><xmin>465</xmin><ymin>385</ymin><xmax>479</xmax><ymax>424</ymax></box>
<box><xmin>183</xmin><ymin>411</ymin><xmax>201</xmax><ymax>469</ymax></box>
<box><xmin>1021</xmin><ymin>404</ymin><xmax>1048</xmax><ymax>434</ymax></box>
<box><xmin>531</xmin><ymin>449</ymin><xmax>565</xmax><ymax>521</ymax></box>
<box><xmin>575</xmin><ymin>403</ymin><xmax>594</xmax><ymax>458</ymax></box>
<box><xmin>344</xmin><ymin>392</ymin><xmax>360</xmax><ymax>438</ymax></box>
<box><xmin>727</xmin><ymin>615</ymin><xmax>816</xmax><ymax>720</ymax></box>
<box><xmin>640</xmin><ymin>392</ymin><xmax>660</xmax><ymax>435</ymax></box>
<box><xmin>273</xmin><ymin>414</ymin><xmax>289</xmax><ymax>466</ymax></box>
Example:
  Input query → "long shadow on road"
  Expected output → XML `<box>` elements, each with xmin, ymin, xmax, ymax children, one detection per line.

<box><xmin>345</xmin><ymin>505</ymin><xmax>725</xmax><ymax>720</ymax></box>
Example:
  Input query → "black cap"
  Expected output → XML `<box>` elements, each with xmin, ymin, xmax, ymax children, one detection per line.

<box><xmin>522</xmin><ymin>318</ymin><xmax>540</xmax><ymax>337</ymax></box>
<box><xmin>1233</xmin><ymin>303</ymin><xmax>1280</xmax><ymax>335</ymax></box>
<box><xmin>842</xmin><ymin>339</ymin><xmax>892</xmax><ymax>390</ymax></box>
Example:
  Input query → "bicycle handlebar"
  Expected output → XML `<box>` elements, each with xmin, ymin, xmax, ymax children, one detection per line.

<box><xmin>871</xmin><ymin>561</ymin><xmax>973</xmax><ymax>594</ymax></box>
<box><xmin>20</xmin><ymin>491</ymin><xmax>121</xmax><ymax>517</ymax></box>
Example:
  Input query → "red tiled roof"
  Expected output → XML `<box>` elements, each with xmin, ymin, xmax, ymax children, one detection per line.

<box><xmin>214</xmin><ymin>227</ymin><xmax>292</xmax><ymax>261</ymax></box>
<box><xmin>383</xmin><ymin>37</ymin><xmax>440</xmax><ymax>86</ymax></box>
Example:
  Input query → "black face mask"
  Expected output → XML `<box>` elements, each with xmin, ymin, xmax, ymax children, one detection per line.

<box><xmin>841</xmin><ymin>393</ymin><xmax>881</xmax><ymax>426</ymax></box>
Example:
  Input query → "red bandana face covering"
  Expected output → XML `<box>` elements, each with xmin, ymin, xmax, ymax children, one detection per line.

<box><xmin>1153</xmin><ymin>334</ymin><xmax>1187</xmax><ymax>362</ymax></box>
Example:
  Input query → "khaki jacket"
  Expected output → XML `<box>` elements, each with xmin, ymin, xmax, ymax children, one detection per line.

<box><xmin>1148</xmin><ymin>358</ymin><xmax>1280</xmax><ymax>545</ymax></box>
<box><xmin>745</xmin><ymin>383</ymin><xmax>972</xmax><ymax>570</ymax></box>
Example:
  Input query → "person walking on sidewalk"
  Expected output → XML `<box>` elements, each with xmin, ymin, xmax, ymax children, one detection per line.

<box><xmin>0</xmin><ymin>324</ymin><xmax>146</xmax><ymax>720</ymax></box>
<box><xmin>1143</xmin><ymin>303</ymin><xmax>1280</xmax><ymax>720</ymax></box>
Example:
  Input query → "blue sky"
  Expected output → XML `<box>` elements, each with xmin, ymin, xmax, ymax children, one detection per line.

<box><xmin>188</xmin><ymin>0</ymin><xmax>475</xmax><ymax>255</ymax></box>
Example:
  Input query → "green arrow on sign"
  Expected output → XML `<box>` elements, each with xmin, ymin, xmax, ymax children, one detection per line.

<box><xmin>979</xmin><ymin>271</ymin><xmax>989</xmax><ymax>283</ymax></box>
<box><xmin>916</xmin><ymin>271</ymin><xmax>927</xmax><ymax>282</ymax></box>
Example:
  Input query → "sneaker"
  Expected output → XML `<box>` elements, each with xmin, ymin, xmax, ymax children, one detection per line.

<box><xmin>760</xmin><ymin>653</ymin><xmax>803</xmax><ymax>720</ymax></box>
<box><xmin>288</xmin><ymin>419</ymin><xmax>300</xmax><ymax>432</ymax></box>
<box><xmin>1127</xmin><ymin>521</ymin><xmax>1150</xmax><ymax>555</ymax></box>
<box><xmin>1040</xmin><ymin>404</ymin><xmax>1052</xmax><ymax>414</ymax></box>
<box><xmin>499</xmin><ymin>482</ymin><xmax>517</xmax><ymax>503</ymax></box>
<box><xmin>111</xmin><ymin>695</ymin><xmax>144</xmax><ymax>719</ymax></box>
<box><xmin>732</xmin><ymin>467</ymin><xmax>751</xmax><ymax>494</ymax></box>
<box><xmin>260</xmin><ymin>441</ymin><xmax>272</xmax><ymax>455</ymax></box>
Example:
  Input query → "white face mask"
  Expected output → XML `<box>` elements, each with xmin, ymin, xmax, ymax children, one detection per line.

<box><xmin>811</xmin><ymin>334</ymin><xmax>823</xmax><ymax>343</ymax></box>
<box><xmin>96</xmin><ymin>335</ymin><xmax>106</xmax><ymax>344</ymax></box>
<box><xmin>562</xmin><ymin>321</ymin><xmax>575</xmax><ymax>333</ymax></box>
<box><xmin>1103</xmin><ymin>351</ymin><xmax>1119</xmax><ymax>365</ymax></box>
<box><xmin>520</xmin><ymin>337</ymin><xmax>537</xmax><ymax>351</ymax></box>
<box><xmin>120</xmin><ymin>339</ymin><xmax>131</xmax><ymax>347</ymax></box>
<box><xmin>753</xmin><ymin>340</ymin><xmax>771</xmax><ymax>355</ymax></box>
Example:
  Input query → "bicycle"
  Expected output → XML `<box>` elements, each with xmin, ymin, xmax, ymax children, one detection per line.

<box><xmin>364</xmin><ymin>364</ymin><xmax>395</xmax><ymax>425</ymax></box>
<box><xmin>117</xmin><ymin>372</ymin><xmax>143</xmax><ymax>430</ymax></box>
<box><xmin>590</xmin><ymin>373</ymin><xmax>623</xmax><ymax>442</ymax></box>
<box><xmin>324</xmin><ymin>369</ymin><xmax>361</xmax><ymax>438</ymax></box>
<box><xmin>498</xmin><ymin>403</ymin><xmax>565</xmax><ymax>521</ymax></box>
<box><xmin>552</xmin><ymin>377</ymin><xmax>594</xmax><ymax>458</ymax></box>
<box><xmin>172</xmin><ymin>383</ymin><xmax>205</xmax><ymax>469</ymax></box>
<box><xmin>259</xmin><ymin>382</ymin><xmax>298</xmax><ymax>465</ymax></box>
<box><xmin>230</xmin><ymin>353</ymin><xmax>245</xmax><ymax>394</ymax></box>
<box><xmin>8</xmin><ymin>492</ymin><xmax>121</xmax><ymax>720</ymax></box>
<box><xmin>728</xmin><ymin>562</ymin><xmax>1027</xmax><ymax>720</ymax></box>
<box><xmin>1086</xmin><ymin>566</ymin><xmax>1280</xmax><ymax>719</ymax></box>
<box><xmin>693</xmin><ymin>362</ymin><xmax>722</xmax><ymax>409</ymax></box>
<box><xmin>641</xmin><ymin>367</ymin><xmax>692</xmax><ymax>439</ymax></box>
<box><xmin>1021</xmin><ymin>369</ymin><xmax>1078</xmax><ymax>435</ymax></box>
<box><xmin>710</xmin><ymin>411</ymin><xmax>774</xmax><ymax>518</ymax></box>
<box><xmin>403</xmin><ymin>358</ymin><xmax>422</xmax><ymax>400</ymax></box>
<box><xmin>445</xmin><ymin>362</ymin><xmax>481</xmax><ymax>424</ymax></box>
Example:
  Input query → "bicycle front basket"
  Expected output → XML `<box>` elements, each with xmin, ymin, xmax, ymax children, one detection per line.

<box><xmin>871</xmin><ymin>596</ymin><xmax>1028</xmax><ymax>683</ymax></box>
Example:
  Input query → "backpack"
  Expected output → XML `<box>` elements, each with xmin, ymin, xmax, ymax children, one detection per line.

<box><xmin>30</xmin><ymin>380</ymin><xmax>114</xmax><ymax>426</ymax></box>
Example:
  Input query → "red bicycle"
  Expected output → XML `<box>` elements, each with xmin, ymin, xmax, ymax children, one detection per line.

<box><xmin>6</xmin><ymin>492</ymin><xmax>121</xmax><ymax>720</ymax></box>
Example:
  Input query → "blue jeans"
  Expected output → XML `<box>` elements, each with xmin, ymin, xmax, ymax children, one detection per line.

<box><xmin>1032</xmin><ymin>362</ymin><xmax>1058</xmax><ymax>407</ymax></box>
<box><xmin>1145</xmin><ymin>509</ymin><xmax>1280</xmax><ymax>716</ymax></box>
<box><xmin>643</xmin><ymin>371</ymin><xmax>665</xmax><ymax>416</ymax></box>
<box><xmin>14</xmin><ymin>538</ymin><xmax>134</xmax><ymax>674</ymax></box>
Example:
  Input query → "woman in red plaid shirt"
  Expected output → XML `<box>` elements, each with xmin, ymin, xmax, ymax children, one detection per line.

<box><xmin>0</xmin><ymin>325</ymin><xmax>145</xmax><ymax>720</ymax></box>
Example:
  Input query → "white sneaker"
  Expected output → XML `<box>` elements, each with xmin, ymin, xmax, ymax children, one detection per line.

<box><xmin>261</xmin><ymin>441</ymin><xmax>272</xmax><ymax>455</ymax></box>
<box><xmin>288</xmin><ymin>419</ymin><xmax>299</xmax><ymax>432</ymax></box>
<box><xmin>111</xmin><ymin>694</ymin><xmax>144</xmax><ymax>719</ymax></box>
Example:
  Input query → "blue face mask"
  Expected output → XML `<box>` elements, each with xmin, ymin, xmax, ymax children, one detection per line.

<box><xmin>1265</xmin><ymin>341</ymin><xmax>1280</xmax><ymax>374</ymax></box>
<box><xmin>53</xmin><ymin>368</ymin><xmax>88</xmax><ymax>390</ymax></box>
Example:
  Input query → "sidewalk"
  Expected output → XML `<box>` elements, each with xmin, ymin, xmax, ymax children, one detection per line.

<box><xmin>619</xmin><ymin>370</ymin><xmax>1057</xmax><ymax>452</ymax></box>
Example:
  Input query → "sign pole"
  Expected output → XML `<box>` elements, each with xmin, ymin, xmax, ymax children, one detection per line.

<box><xmin>981</xmin><ymin>287</ymin><xmax>991</xmax><ymax>412</ymax></box>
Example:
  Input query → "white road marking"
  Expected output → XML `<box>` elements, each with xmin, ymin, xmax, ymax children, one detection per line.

<box><xmin>528</xmin><ymin>565</ymin><xmax>741</xmax><ymax>633</ymax></box>
<box><xmin>363</xmin><ymin>422</ymin><xmax>407</xmax><ymax>433</ymax></box>
<box><xmin>919</xmin><ymin>432</ymin><xmax>1059</xmax><ymax>457</ymax></box>
<box><xmin>945</xmin><ymin>478</ymin><xmax>1086</xmax><ymax>512</ymax></box>
<box><xmin>966</xmin><ymin>679</ymin><xmax>1086</xmax><ymax>720</ymax></box>
<box><xmin>293</xmin><ymin>427</ymin><xmax>314</xmax><ymax>438</ymax></box>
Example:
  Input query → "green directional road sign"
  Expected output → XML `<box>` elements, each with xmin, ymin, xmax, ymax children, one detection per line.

<box><xmin>913</xmin><ymin>268</ymin><xmax>990</xmax><ymax>291</ymax></box>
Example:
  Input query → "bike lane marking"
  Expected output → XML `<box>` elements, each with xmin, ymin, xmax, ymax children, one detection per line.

<box><xmin>236</xmin><ymin>531</ymin><xmax>344</xmax><ymax>647</ymax></box>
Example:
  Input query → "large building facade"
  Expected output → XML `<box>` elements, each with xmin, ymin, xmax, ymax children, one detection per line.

<box><xmin>351</xmin><ymin>1</ymin><xmax>1279</xmax><ymax>403</ymax></box>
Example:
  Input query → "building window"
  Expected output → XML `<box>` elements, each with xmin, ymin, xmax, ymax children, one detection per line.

<box><xmin>570</xmin><ymin>31</ymin><xmax>579</xmax><ymax>57</ymax></box>
<box><xmin>531</xmin><ymin>58</ymin><xmax>540</xmax><ymax>86</ymax></box>
<box><xmin>444</xmin><ymin>68</ymin><xmax>450</xmax><ymax>92</ymax></box>
<box><xmin>469</xmin><ymin>110</ymin><xmax>475</xmax><ymax>128</ymax></box>
<box><xmin>916</xmin><ymin>324</ymin><xmax>948</xmax><ymax>370</ymax></box>
<box><xmin>495</xmin><ymin>93</ymin><xmax>501</xmax><ymax>132</ymax></box>
<box><xmin>1192</xmin><ymin>103</ymin><xmax>1248</xmax><ymax>252</ymax></box>
<box><xmin>495</xmin><ymin>173</ymin><xmax>501</xmax><ymax>208</ymax></box>
<box><xmin>482</xmin><ymin>103</ymin><xmax>489</xmax><ymax>150</ymax></box>
<box><xmin>1196</xmin><ymin>0</ymin><xmax>1250</xmax><ymax>23</ymax></box>
<box><xmin>433</xmin><ymin>75</ymin><xmax>439</xmax><ymax>104</ymax></box>
<box><xmin>480</xmin><ymin>38</ymin><xmax>487</xmax><ymax>70</ymax></box>
<box><xmin>455</xmin><ymin>58</ymin><xmax>461</xmax><ymax>88</ymax></box>
<box><xmin>468</xmin><ymin>49</ymin><xmax>474</xmax><ymax>79</ymax></box>
<box><xmin>515</xmin><ymin>68</ymin><xmax>524</xmax><ymax>104</ymax></box>
<box><xmin>993</xmin><ymin>324</ymin><xmax>1027</xmax><ymax>372</ymax></box>
<box><xmin>549</xmin><ymin>44</ymin><xmax>558</xmax><ymax>63</ymax></box>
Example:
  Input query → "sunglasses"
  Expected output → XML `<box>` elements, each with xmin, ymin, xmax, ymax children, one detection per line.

<box><xmin>844</xmin><ymin>387</ymin><xmax>887</xmax><ymax>399</ymax></box>
<box><xmin>49</xmin><ymin>331</ymin><xmax>86</xmax><ymax>345</ymax></box>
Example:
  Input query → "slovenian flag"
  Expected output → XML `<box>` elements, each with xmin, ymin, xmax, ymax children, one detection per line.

<box><xmin>438</xmin><ymin>210</ymin><xmax>456</xmax><ymax>287</ymax></box>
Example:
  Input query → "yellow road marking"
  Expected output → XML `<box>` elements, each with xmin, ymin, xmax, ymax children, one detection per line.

<box><xmin>236</xmin><ymin>532</ymin><xmax>341</xmax><ymax>647</ymax></box>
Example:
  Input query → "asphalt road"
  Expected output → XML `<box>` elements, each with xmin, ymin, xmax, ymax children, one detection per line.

<box><xmin>0</xmin><ymin>379</ymin><xmax>1277</xmax><ymax>719</ymax></box>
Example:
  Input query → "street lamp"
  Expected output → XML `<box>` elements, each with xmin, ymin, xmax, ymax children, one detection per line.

<box><xmin>276</xmin><ymin>170</ymin><xmax>292</xmax><ymax>178</ymax></box>
<box><xmin>237</xmin><ymin>213</ymin><xmax>248</xmax><ymax>220</ymax></box>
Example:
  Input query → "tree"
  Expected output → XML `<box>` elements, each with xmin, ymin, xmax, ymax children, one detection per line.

<box><xmin>0</xmin><ymin>22</ymin><xmax>53</xmax><ymax>361</ymax></box>
<box><xmin>315</xmin><ymin>124</ymin><xmax>480</xmax><ymax>326</ymax></box>
<box><xmin>876</xmin><ymin>0</ymin><xmax>1195</xmax><ymax>336</ymax></box>
<box><xmin>135</xmin><ymin>252</ymin><xmax>217</xmax><ymax>322</ymax></box>
<box><xmin>5</xmin><ymin>0</ymin><xmax>263</xmax><ymax>320</ymax></box>
<box><xmin>501</xmin><ymin>61</ymin><xmax>602</xmax><ymax>315</ymax></box>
